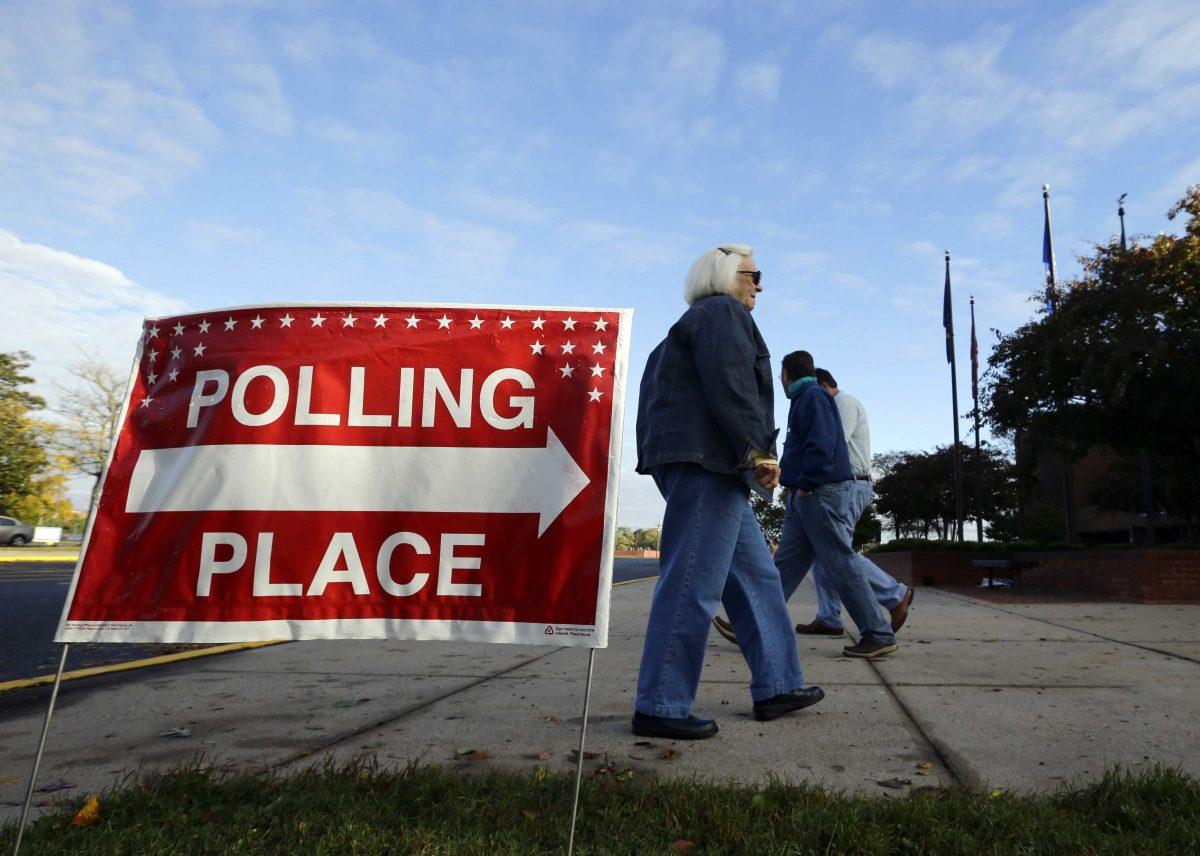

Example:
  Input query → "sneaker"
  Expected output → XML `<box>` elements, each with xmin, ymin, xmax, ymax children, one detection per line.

<box><xmin>752</xmin><ymin>686</ymin><xmax>825</xmax><ymax>721</ymax></box>
<box><xmin>842</xmin><ymin>640</ymin><xmax>898</xmax><ymax>659</ymax></box>
<box><xmin>712</xmin><ymin>615</ymin><xmax>737</xmax><ymax>644</ymax></box>
<box><xmin>795</xmin><ymin>620</ymin><xmax>844</xmax><ymax>637</ymax></box>
<box><xmin>890</xmin><ymin>587</ymin><xmax>915</xmax><ymax>633</ymax></box>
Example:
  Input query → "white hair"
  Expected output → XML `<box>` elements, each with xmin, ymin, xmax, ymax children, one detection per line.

<box><xmin>683</xmin><ymin>243</ymin><xmax>753</xmax><ymax>305</ymax></box>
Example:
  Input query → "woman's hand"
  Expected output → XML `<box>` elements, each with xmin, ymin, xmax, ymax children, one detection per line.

<box><xmin>754</xmin><ymin>462</ymin><xmax>780</xmax><ymax>490</ymax></box>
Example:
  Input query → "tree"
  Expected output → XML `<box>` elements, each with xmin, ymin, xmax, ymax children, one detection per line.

<box><xmin>1090</xmin><ymin>456</ymin><xmax>1200</xmax><ymax>543</ymax></box>
<box><xmin>872</xmin><ymin>443</ymin><xmax>1018</xmax><ymax>541</ymax></box>
<box><xmin>0</xmin><ymin>351</ymin><xmax>49</xmax><ymax>514</ymax></box>
<box><xmin>4</xmin><ymin>454</ymin><xmax>83</xmax><ymax>529</ymax></box>
<box><xmin>853</xmin><ymin>502</ymin><xmax>882</xmax><ymax>549</ymax></box>
<box><xmin>751</xmin><ymin>489</ymin><xmax>786</xmax><ymax>547</ymax></box>
<box><xmin>53</xmin><ymin>351</ymin><xmax>128</xmax><ymax>506</ymax></box>
<box><xmin>984</xmin><ymin>187</ymin><xmax>1200</xmax><ymax>522</ymax></box>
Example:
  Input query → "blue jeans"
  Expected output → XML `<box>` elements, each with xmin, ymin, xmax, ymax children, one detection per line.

<box><xmin>813</xmin><ymin>481</ymin><xmax>908</xmax><ymax>629</ymax></box>
<box><xmin>636</xmin><ymin>463</ymin><xmax>806</xmax><ymax>718</ymax></box>
<box><xmin>774</xmin><ymin>481</ymin><xmax>896</xmax><ymax>645</ymax></box>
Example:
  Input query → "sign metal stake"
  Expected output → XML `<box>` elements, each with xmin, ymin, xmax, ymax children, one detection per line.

<box><xmin>12</xmin><ymin>643</ymin><xmax>70</xmax><ymax>856</ymax></box>
<box><xmin>566</xmin><ymin>648</ymin><xmax>597</xmax><ymax>856</ymax></box>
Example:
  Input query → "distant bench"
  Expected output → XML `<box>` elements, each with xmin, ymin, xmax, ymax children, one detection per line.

<box><xmin>970</xmin><ymin>556</ymin><xmax>1041</xmax><ymax>589</ymax></box>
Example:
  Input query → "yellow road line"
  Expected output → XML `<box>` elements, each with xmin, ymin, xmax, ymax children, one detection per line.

<box><xmin>0</xmin><ymin>640</ymin><xmax>285</xmax><ymax>693</ymax></box>
<box><xmin>0</xmin><ymin>557</ymin><xmax>78</xmax><ymax>563</ymax></box>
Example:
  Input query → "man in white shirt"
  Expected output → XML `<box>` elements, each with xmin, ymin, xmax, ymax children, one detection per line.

<box><xmin>795</xmin><ymin>369</ymin><xmax>913</xmax><ymax>636</ymax></box>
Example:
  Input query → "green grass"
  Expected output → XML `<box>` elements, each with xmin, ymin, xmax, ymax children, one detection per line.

<box><xmin>4</xmin><ymin>761</ymin><xmax>1198</xmax><ymax>854</ymax></box>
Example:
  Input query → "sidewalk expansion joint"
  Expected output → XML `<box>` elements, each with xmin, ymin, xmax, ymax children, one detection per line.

<box><xmin>937</xmin><ymin>591</ymin><xmax>1200</xmax><ymax>667</ymax></box>
<box><xmin>268</xmin><ymin>646</ymin><xmax>568</xmax><ymax>773</ymax></box>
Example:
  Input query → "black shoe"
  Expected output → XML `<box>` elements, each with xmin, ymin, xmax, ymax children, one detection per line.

<box><xmin>712</xmin><ymin>615</ymin><xmax>737</xmax><ymax>644</ymax></box>
<box><xmin>753</xmin><ymin>687</ymin><xmax>825</xmax><ymax>721</ymax></box>
<box><xmin>795</xmin><ymin>620</ymin><xmax>845</xmax><ymax>637</ymax></box>
<box><xmin>631</xmin><ymin>712</ymin><xmax>719</xmax><ymax>740</ymax></box>
<box><xmin>842</xmin><ymin>640</ymin><xmax>898</xmax><ymax>659</ymax></box>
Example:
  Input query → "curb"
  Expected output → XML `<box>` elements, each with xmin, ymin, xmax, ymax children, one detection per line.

<box><xmin>0</xmin><ymin>641</ymin><xmax>285</xmax><ymax>694</ymax></box>
<box><xmin>0</xmin><ymin>555</ymin><xmax>79</xmax><ymax>563</ymax></box>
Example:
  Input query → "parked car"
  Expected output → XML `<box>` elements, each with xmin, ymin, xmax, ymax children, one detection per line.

<box><xmin>0</xmin><ymin>516</ymin><xmax>35</xmax><ymax>546</ymax></box>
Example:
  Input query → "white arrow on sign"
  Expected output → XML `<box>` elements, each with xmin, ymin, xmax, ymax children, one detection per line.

<box><xmin>125</xmin><ymin>428</ymin><xmax>590</xmax><ymax>536</ymax></box>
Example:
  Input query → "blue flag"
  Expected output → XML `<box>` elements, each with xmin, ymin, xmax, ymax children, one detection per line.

<box><xmin>1043</xmin><ymin>193</ymin><xmax>1056</xmax><ymax>314</ymax></box>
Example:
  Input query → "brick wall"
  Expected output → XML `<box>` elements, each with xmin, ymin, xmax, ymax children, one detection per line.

<box><xmin>868</xmin><ymin>549</ymin><xmax>1200</xmax><ymax>602</ymax></box>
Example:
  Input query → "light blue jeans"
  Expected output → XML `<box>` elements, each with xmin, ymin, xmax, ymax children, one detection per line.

<box><xmin>636</xmin><ymin>463</ymin><xmax>806</xmax><ymax>718</ymax></box>
<box><xmin>813</xmin><ymin>481</ymin><xmax>908</xmax><ymax>629</ymax></box>
<box><xmin>775</xmin><ymin>480</ymin><xmax>896</xmax><ymax>645</ymax></box>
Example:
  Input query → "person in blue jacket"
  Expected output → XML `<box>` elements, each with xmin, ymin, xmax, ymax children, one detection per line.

<box><xmin>773</xmin><ymin>349</ymin><xmax>899</xmax><ymax>659</ymax></box>
<box><xmin>631</xmin><ymin>244</ymin><xmax>825</xmax><ymax>740</ymax></box>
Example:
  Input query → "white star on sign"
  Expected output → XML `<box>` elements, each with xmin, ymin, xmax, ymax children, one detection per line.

<box><xmin>532</xmin><ymin>316</ymin><xmax>546</xmax><ymax>330</ymax></box>
<box><xmin>588</xmin><ymin>389</ymin><xmax>603</xmax><ymax>402</ymax></box>
<box><xmin>373</xmin><ymin>314</ymin><xmax>389</xmax><ymax>328</ymax></box>
<box><xmin>342</xmin><ymin>313</ymin><xmax>357</xmax><ymax>328</ymax></box>
<box><xmin>437</xmin><ymin>315</ymin><xmax>452</xmax><ymax>329</ymax></box>
<box><xmin>147</xmin><ymin>349</ymin><xmax>159</xmax><ymax>362</ymax></box>
<box><xmin>563</xmin><ymin>316</ymin><xmax>577</xmax><ymax>330</ymax></box>
<box><xmin>469</xmin><ymin>316</ymin><xmax>483</xmax><ymax>329</ymax></box>
<box><xmin>168</xmin><ymin>369</ymin><xmax>179</xmax><ymax>382</ymax></box>
<box><xmin>559</xmin><ymin>364</ymin><xmax>575</xmax><ymax>378</ymax></box>
<box><xmin>280</xmin><ymin>313</ymin><xmax>295</xmax><ymax>328</ymax></box>
<box><xmin>250</xmin><ymin>315</ymin><xmax>265</xmax><ymax>329</ymax></box>
<box><xmin>500</xmin><ymin>316</ymin><xmax>515</xmax><ymax>329</ymax></box>
<box><xmin>311</xmin><ymin>313</ymin><xmax>326</xmax><ymax>327</ymax></box>
<box><xmin>147</xmin><ymin>372</ymin><xmax>158</xmax><ymax>384</ymax></box>
<box><xmin>140</xmin><ymin>397</ymin><xmax>153</xmax><ymax>408</ymax></box>
<box><xmin>561</xmin><ymin>341</ymin><xmax>575</xmax><ymax>354</ymax></box>
<box><xmin>193</xmin><ymin>343</ymin><xmax>207</xmax><ymax>357</ymax></box>
<box><xmin>172</xmin><ymin>323</ymin><xmax>185</xmax><ymax>336</ymax></box>
<box><xmin>590</xmin><ymin>364</ymin><xmax>605</xmax><ymax>377</ymax></box>
<box><xmin>592</xmin><ymin>342</ymin><xmax>607</xmax><ymax>355</ymax></box>
<box><xmin>146</xmin><ymin>326</ymin><xmax>160</xmax><ymax>339</ymax></box>
<box><xmin>170</xmin><ymin>347</ymin><xmax>182</xmax><ymax>360</ymax></box>
<box><xmin>593</xmin><ymin>318</ymin><xmax>609</xmax><ymax>331</ymax></box>
<box><xmin>531</xmin><ymin>341</ymin><xmax>545</xmax><ymax>355</ymax></box>
<box><xmin>198</xmin><ymin>319</ymin><xmax>211</xmax><ymax>334</ymax></box>
<box><xmin>224</xmin><ymin>317</ymin><xmax>237</xmax><ymax>331</ymax></box>
<box><xmin>405</xmin><ymin>315</ymin><xmax>420</xmax><ymax>328</ymax></box>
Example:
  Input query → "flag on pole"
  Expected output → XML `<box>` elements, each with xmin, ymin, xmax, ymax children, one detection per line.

<box><xmin>1042</xmin><ymin>185</ymin><xmax>1057</xmax><ymax>314</ymax></box>
<box><xmin>970</xmin><ymin>299</ymin><xmax>979</xmax><ymax>402</ymax></box>
<box><xmin>943</xmin><ymin>251</ymin><xmax>954</xmax><ymax>363</ymax></box>
<box><xmin>1119</xmin><ymin>193</ymin><xmax>1128</xmax><ymax>251</ymax></box>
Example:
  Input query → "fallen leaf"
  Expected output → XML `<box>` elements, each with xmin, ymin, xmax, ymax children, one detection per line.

<box><xmin>876</xmin><ymin>778</ymin><xmax>911</xmax><ymax>789</ymax></box>
<box><xmin>460</xmin><ymin>751</ymin><xmax>492</xmax><ymax>761</ymax></box>
<box><xmin>989</xmin><ymin>788</ymin><xmax>1005</xmax><ymax>799</ymax></box>
<box><xmin>0</xmin><ymin>777</ymin><xmax>18</xmax><ymax>783</ymax></box>
<box><xmin>916</xmin><ymin>762</ymin><xmax>933</xmax><ymax>770</ymax></box>
<box><xmin>567</xmin><ymin>750</ymin><xmax>601</xmax><ymax>763</ymax></box>
<box><xmin>915</xmin><ymin>770</ymin><xmax>932</xmax><ymax>777</ymax></box>
<box><xmin>156</xmin><ymin>728</ymin><xmax>192</xmax><ymax>739</ymax></box>
<box><xmin>455</xmin><ymin>747</ymin><xmax>476</xmax><ymax>756</ymax></box>
<box><xmin>534</xmin><ymin>766</ymin><xmax>547</xmax><ymax>783</ymax></box>
<box><xmin>658</xmin><ymin>748</ymin><xmax>678</xmax><ymax>760</ymax></box>
<box><xmin>71</xmin><ymin>795</ymin><xmax>100</xmax><ymax>826</ymax></box>
<box><xmin>536</xmin><ymin>752</ymin><xmax>551</xmax><ymax>761</ymax></box>
<box><xmin>671</xmin><ymin>840</ymin><xmax>696</xmax><ymax>853</ymax></box>
<box><xmin>35</xmin><ymin>780</ymin><xmax>76</xmax><ymax>793</ymax></box>
<box><xmin>522</xmin><ymin>809</ymin><xmax>538</xmax><ymax>821</ymax></box>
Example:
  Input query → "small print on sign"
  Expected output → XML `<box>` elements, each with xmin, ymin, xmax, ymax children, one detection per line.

<box><xmin>57</xmin><ymin>304</ymin><xmax>631</xmax><ymax>649</ymax></box>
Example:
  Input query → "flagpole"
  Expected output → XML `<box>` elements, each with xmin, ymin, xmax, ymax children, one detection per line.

<box><xmin>970</xmin><ymin>297</ymin><xmax>984</xmax><ymax>543</ymax></box>
<box><xmin>1043</xmin><ymin>185</ymin><xmax>1075</xmax><ymax>541</ymax></box>
<box><xmin>945</xmin><ymin>251</ymin><xmax>964</xmax><ymax>542</ymax></box>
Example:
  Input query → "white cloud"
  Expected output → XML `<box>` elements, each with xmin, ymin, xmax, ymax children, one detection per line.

<box><xmin>223</xmin><ymin>63</ymin><xmax>294</xmax><ymax>135</ymax></box>
<box><xmin>0</xmin><ymin>229</ymin><xmax>187</xmax><ymax>395</ymax></box>
<box><xmin>735</xmin><ymin>62</ymin><xmax>782</xmax><ymax>103</ymax></box>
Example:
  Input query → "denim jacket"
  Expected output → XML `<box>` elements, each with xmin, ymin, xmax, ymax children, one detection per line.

<box><xmin>636</xmin><ymin>295</ymin><xmax>779</xmax><ymax>481</ymax></box>
<box><xmin>779</xmin><ymin>380</ymin><xmax>852</xmax><ymax>493</ymax></box>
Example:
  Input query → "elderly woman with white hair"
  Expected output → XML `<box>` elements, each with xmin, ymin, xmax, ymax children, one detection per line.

<box><xmin>632</xmin><ymin>244</ymin><xmax>825</xmax><ymax>740</ymax></box>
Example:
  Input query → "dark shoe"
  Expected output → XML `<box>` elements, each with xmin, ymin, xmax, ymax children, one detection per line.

<box><xmin>753</xmin><ymin>686</ymin><xmax>825</xmax><ymax>721</ymax></box>
<box><xmin>712</xmin><ymin>615</ymin><xmax>737</xmax><ymax>644</ymax></box>
<box><xmin>890</xmin><ymin>587</ymin><xmax>915</xmax><ymax>633</ymax></box>
<box><xmin>631</xmin><ymin>712</ymin><xmax>719</xmax><ymax>740</ymax></box>
<box><xmin>842</xmin><ymin>640</ymin><xmax>898</xmax><ymax>659</ymax></box>
<box><xmin>795</xmin><ymin>620</ymin><xmax>844</xmax><ymax>637</ymax></box>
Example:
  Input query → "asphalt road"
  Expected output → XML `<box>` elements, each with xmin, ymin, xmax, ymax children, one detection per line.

<box><xmin>0</xmin><ymin>557</ymin><xmax>659</xmax><ymax>686</ymax></box>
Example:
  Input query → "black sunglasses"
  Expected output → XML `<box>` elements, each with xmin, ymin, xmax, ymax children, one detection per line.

<box><xmin>738</xmin><ymin>270</ymin><xmax>762</xmax><ymax>285</ymax></box>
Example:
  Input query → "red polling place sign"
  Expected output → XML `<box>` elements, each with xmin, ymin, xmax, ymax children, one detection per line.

<box><xmin>56</xmin><ymin>304</ymin><xmax>632</xmax><ymax>648</ymax></box>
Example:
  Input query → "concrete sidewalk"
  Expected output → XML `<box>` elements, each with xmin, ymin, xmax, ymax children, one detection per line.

<box><xmin>3</xmin><ymin>579</ymin><xmax>1199</xmax><ymax>823</ymax></box>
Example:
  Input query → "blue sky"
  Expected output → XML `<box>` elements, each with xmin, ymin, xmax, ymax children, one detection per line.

<box><xmin>2</xmin><ymin>0</ymin><xmax>1198</xmax><ymax>524</ymax></box>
